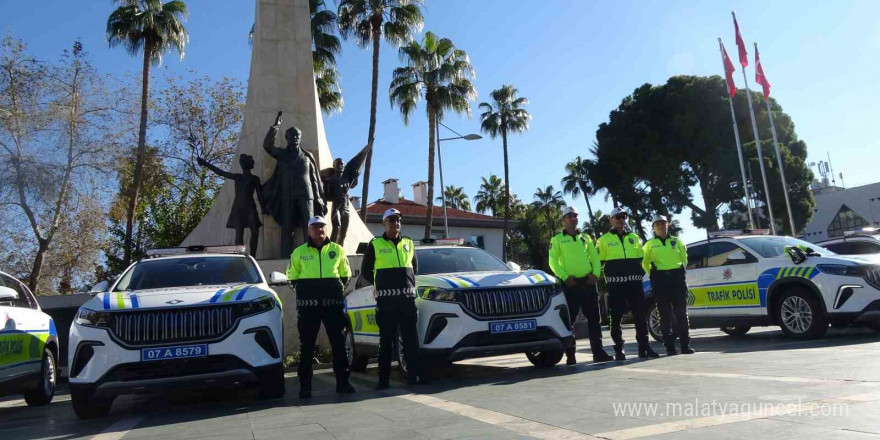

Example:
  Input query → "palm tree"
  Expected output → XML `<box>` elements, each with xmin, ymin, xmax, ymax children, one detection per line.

<box><xmin>473</xmin><ymin>175</ymin><xmax>505</xmax><ymax>216</ymax></box>
<box><xmin>389</xmin><ymin>32</ymin><xmax>477</xmax><ymax>239</ymax></box>
<box><xmin>561</xmin><ymin>155</ymin><xmax>598</xmax><ymax>234</ymax></box>
<box><xmin>250</xmin><ymin>0</ymin><xmax>342</xmax><ymax>114</ymax></box>
<box><xmin>436</xmin><ymin>186</ymin><xmax>471</xmax><ymax>211</ymax></box>
<box><xmin>338</xmin><ymin>0</ymin><xmax>424</xmax><ymax>220</ymax></box>
<box><xmin>107</xmin><ymin>0</ymin><xmax>188</xmax><ymax>265</ymax></box>
<box><xmin>479</xmin><ymin>85</ymin><xmax>531</xmax><ymax>261</ymax></box>
<box><xmin>531</xmin><ymin>185</ymin><xmax>565</xmax><ymax>234</ymax></box>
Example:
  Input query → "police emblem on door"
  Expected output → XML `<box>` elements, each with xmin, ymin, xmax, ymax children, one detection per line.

<box><xmin>723</xmin><ymin>268</ymin><xmax>732</xmax><ymax>280</ymax></box>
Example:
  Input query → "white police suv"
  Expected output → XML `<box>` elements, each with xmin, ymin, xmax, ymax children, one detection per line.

<box><xmin>69</xmin><ymin>246</ymin><xmax>286</xmax><ymax>418</ymax></box>
<box><xmin>645</xmin><ymin>231</ymin><xmax>880</xmax><ymax>340</ymax></box>
<box><xmin>344</xmin><ymin>240</ymin><xmax>574</xmax><ymax>372</ymax></box>
<box><xmin>1</xmin><ymin>271</ymin><xmax>58</xmax><ymax>406</ymax></box>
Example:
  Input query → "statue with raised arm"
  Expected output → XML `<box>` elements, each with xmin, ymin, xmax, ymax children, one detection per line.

<box><xmin>320</xmin><ymin>143</ymin><xmax>372</xmax><ymax>246</ymax></box>
<box><xmin>196</xmin><ymin>154</ymin><xmax>266</xmax><ymax>258</ymax></box>
<box><xmin>261</xmin><ymin>112</ymin><xmax>326</xmax><ymax>258</ymax></box>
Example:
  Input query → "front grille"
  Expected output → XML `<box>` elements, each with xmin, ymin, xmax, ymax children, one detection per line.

<box><xmin>110</xmin><ymin>305</ymin><xmax>237</xmax><ymax>346</ymax></box>
<box><xmin>864</xmin><ymin>266</ymin><xmax>880</xmax><ymax>290</ymax></box>
<box><xmin>457</xmin><ymin>286</ymin><xmax>556</xmax><ymax>318</ymax></box>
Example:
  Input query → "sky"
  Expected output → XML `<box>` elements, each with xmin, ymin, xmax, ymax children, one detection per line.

<box><xmin>3</xmin><ymin>0</ymin><xmax>878</xmax><ymax>245</ymax></box>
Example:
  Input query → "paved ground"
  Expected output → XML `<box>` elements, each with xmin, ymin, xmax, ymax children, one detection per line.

<box><xmin>3</xmin><ymin>326</ymin><xmax>880</xmax><ymax>440</ymax></box>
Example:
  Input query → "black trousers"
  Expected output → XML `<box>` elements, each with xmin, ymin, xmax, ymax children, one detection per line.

<box><xmin>376</xmin><ymin>296</ymin><xmax>422</xmax><ymax>381</ymax></box>
<box><xmin>297</xmin><ymin>305</ymin><xmax>349</xmax><ymax>389</ymax></box>
<box><xmin>608</xmin><ymin>283</ymin><xmax>650</xmax><ymax>350</ymax></box>
<box><xmin>651</xmin><ymin>268</ymin><xmax>690</xmax><ymax>348</ymax></box>
<box><xmin>564</xmin><ymin>282</ymin><xmax>605</xmax><ymax>356</ymax></box>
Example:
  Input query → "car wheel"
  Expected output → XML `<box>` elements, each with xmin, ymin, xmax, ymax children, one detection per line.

<box><xmin>344</xmin><ymin>326</ymin><xmax>369</xmax><ymax>372</ymax></box>
<box><xmin>646</xmin><ymin>301</ymin><xmax>663</xmax><ymax>342</ymax></box>
<box><xmin>24</xmin><ymin>348</ymin><xmax>56</xmax><ymax>406</ymax></box>
<box><xmin>776</xmin><ymin>288</ymin><xmax>828</xmax><ymax>339</ymax></box>
<box><xmin>71</xmin><ymin>388</ymin><xmax>113</xmax><ymax>419</ymax></box>
<box><xmin>720</xmin><ymin>326</ymin><xmax>752</xmax><ymax>337</ymax></box>
<box><xmin>394</xmin><ymin>329</ymin><xmax>409</xmax><ymax>375</ymax></box>
<box><xmin>257</xmin><ymin>363</ymin><xmax>285</xmax><ymax>399</ymax></box>
<box><xmin>525</xmin><ymin>350</ymin><xmax>564</xmax><ymax>368</ymax></box>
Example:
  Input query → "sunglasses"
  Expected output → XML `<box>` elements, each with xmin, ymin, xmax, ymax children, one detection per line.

<box><xmin>385</xmin><ymin>217</ymin><xmax>401</xmax><ymax>224</ymax></box>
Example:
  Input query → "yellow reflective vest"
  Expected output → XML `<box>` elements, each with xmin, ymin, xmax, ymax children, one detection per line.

<box><xmin>287</xmin><ymin>239</ymin><xmax>350</xmax><ymax>305</ymax></box>
<box><xmin>642</xmin><ymin>236</ymin><xmax>688</xmax><ymax>274</ymax></box>
<box><xmin>548</xmin><ymin>231</ymin><xmax>600</xmax><ymax>281</ymax></box>
<box><xmin>361</xmin><ymin>235</ymin><xmax>418</xmax><ymax>298</ymax></box>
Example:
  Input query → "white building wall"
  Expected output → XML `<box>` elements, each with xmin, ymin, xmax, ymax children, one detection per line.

<box><xmin>365</xmin><ymin>223</ymin><xmax>505</xmax><ymax>258</ymax></box>
<box><xmin>801</xmin><ymin>182</ymin><xmax>880</xmax><ymax>242</ymax></box>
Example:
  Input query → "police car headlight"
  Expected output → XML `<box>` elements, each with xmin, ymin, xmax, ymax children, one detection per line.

<box><xmin>233</xmin><ymin>296</ymin><xmax>277</xmax><ymax>318</ymax></box>
<box><xmin>76</xmin><ymin>307</ymin><xmax>113</xmax><ymax>328</ymax></box>
<box><xmin>418</xmin><ymin>286</ymin><xmax>458</xmax><ymax>302</ymax></box>
<box><xmin>816</xmin><ymin>264</ymin><xmax>870</xmax><ymax>277</ymax></box>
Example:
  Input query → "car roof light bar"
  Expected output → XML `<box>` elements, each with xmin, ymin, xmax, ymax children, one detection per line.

<box><xmin>708</xmin><ymin>229</ymin><xmax>771</xmax><ymax>239</ymax></box>
<box><xmin>146</xmin><ymin>245</ymin><xmax>247</xmax><ymax>257</ymax></box>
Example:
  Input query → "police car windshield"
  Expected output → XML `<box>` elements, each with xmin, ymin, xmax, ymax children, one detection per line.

<box><xmin>114</xmin><ymin>256</ymin><xmax>261</xmax><ymax>291</ymax></box>
<box><xmin>416</xmin><ymin>247</ymin><xmax>511</xmax><ymax>275</ymax></box>
<box><xmin>738</xmin><ymin>236</ymin><xmax>835</xmax><ymax>258</ymax></box>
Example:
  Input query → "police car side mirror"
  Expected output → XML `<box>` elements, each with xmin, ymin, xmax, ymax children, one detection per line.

<box><xmin>0</xmin><ymin>286</ymin><xmax>18</xmax><ymax>302</ymax></box>
<box><xmin>507</xmin><ymin>261</ymin><xmax>521</xmax><ymax>271</ymax></box>
<box><xmin>88</xmin><ymin>280</ymin><xmax>109</xmax><ymax>294</ymax></box>
<box><xmin>268</xmin><ymin>272</ymin><xmax>288</xmax><ymax>286</ymax></box>
<box><xmin>785</xmin><ymin>246</ymin><xmax>807</xmax><ymax>265</ymax></box>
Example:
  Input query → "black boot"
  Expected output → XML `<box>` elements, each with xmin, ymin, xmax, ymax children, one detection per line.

<box><xmin>336</xmin><ymin>380</ymin><xmax>355</xmax><ymax>394</ymax></box>
<box><xmin>593</xmin><ymin>350</ymin><xmax>613</xmax><ymax>363</ymax></box>
<box><xmin>566</xmin><ymin>347</ymin><xmax>577</xmax><ymax>366</ymax></box>
<box><xmin>298</xmin><ymin>386</ymin><xmax>311</xmax><ymax>399</ymax></box>
<box><xmin>614</xmin><ymin>346</ymin><xmax>626</xmax><ymax>361</ymax></box>
<box><xmin>638</xmin><ymin>347</ymin><xmax>660</xmax><ymax>358</ymax></box>
<box><xmin>664</xmin><ymin>335</ymin><xmax>678</xmax><ymax>356</ymax></box>
<box><xmin>375</xmin><ymin>378</ymin><xmax>390</xmax><ymax>390</ymax></box>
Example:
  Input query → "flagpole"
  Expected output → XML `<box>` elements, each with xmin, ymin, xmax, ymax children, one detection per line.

<box><xmin>733</xmin><ymin>11</ymin><xmax>776</xmax><ymax>235</ymax></box>
<box><xmin>756</xmin><ymin>42</ymin><xmax>797</xmax><ymax>236</ymax></box>
<box><xmin>718</xmin><ymin>38</ymin><xmax>754</xmax><ymax>229</ymax></box>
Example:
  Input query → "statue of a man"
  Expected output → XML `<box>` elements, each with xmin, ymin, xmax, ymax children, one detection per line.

<box><xmin>321</xmin><ymin>143</ymin><xmax>372</xmax><ymax>246</ymax></box>
<box><xmin>262</xmin><ymin>112</ymin><xmax>326</xmax><ymax>258</ymax></box>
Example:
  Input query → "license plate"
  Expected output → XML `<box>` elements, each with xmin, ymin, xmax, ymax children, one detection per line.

<box><xmin>141</xmin><ymin>344</ymin><xmax>208</xmax><ymax>362</ymax></box>
<box><xmin>489</xmin><ymin>319</ymin><xmax>537</xmax><ymax>334</ymax></box>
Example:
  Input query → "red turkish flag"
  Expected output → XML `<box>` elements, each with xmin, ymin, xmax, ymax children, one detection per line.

<box><xmin>733</xmin><ymin>13</ymin><xmax>748</xmax><ymax>68</ymax></box>
<box><xmin>754</xmin><ymin>46</ymin><xmax>771</xmax><ymax>100</ymax></box>
<box><xmin>721</xmin><ymin>42</ymin><xmax>737</xmax><ymax>98</ymax></box>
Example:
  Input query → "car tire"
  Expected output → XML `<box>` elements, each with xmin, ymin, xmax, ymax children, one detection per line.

<box><xmin>256</xmin><ymin>363</ymin><xmax>285</xmax><ymax>399</ymax></box>
<box><xmin>394</xmin><ymin>330</ymin><xmax>409</xmax><ymax>375</ymax></box>
<box><xmin>71</xmin><ymin>388</ymin><xmax>113</xmax><ymax>419</ymax></box>
<box><xmin>344</xmin><ymin>326</ymin><xmax>369</xmax><ymax>372</ymax></box>
<box><xmin>776</xmin><ymin>287</ymin><xmax>828</xmax><ymax>339</ymax></box>
<box><xmin>24</xmin><ymin>348</ymin><xmax>56</xmax><ymax>406</ymax></box>
<box><xmin>646</xmin><ymin>301</ymin><xmax>663</xmax><ymax>342</ymax></box>
<box><xmin>525</xmin><ymin>350</ymin><xmax>564</xmax><ymax>368</ymax></box>
<box><xmin>720</xmin><ymin>326</ymin><xmax>752</xmax><ymax>337</ymax></box>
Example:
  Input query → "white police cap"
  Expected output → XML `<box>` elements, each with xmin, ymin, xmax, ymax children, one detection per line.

<box><xmin>383</xmin><ymin>208</ymin><xmax>402</xmax><ymax>221</ymax></box>
<box><xmin>562</xmin><ymin>206</ymin><xmax>579</xmax><ymax>217</ymax></box>
<box><xmin>307</xmin><ymin>216</ymin><xmax>327</xmax><ymax>227</ymax></box>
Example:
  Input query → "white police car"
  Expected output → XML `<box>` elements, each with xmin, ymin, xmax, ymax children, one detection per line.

<box><xmin>344</xmin><ymin>240</ymin><xmax>573</xmax><ymax>372</ymax></box>
<box><xmin>0</xmin><ymin>271</ymin><xmax>58</xmax><ymax>406</ymax></box>
<box><xmin>69</xmin><ymin>246</ymin><xmax>286</xmax><ymax>418</ymax></box>
<box><xmin>645</xmin><ymin>231</ymin><xmax>880</xmax><ymax>340</ymax></box>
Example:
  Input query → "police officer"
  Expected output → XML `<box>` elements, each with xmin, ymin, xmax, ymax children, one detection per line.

<box><xmin>642</xmin><ymin>214</ymin><xmax>694</xmax><ymax>355</ymax></box>
<box><xmin>360</xmin><ymin>208</ymin><xmax>426</xmax><ymax>389</ymax></box>
<box><xmin>287</xmin><ymin>216</ymin><xmax>355</xmax><ymax>399</ymax></box>
<box><xmin>596</xmin><ymin>207</ymin><xmax>659</xmax><ymax>360</ymax></box>
<box><xmin>549</xmin><ymin>207</ymin><xmax>614</xmax><ymax>365</ymax></box>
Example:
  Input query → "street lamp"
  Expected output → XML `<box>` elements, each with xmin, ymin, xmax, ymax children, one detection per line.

<box><xmin>436</xmin><ymin>119</ymin><xmax>482</xmax><ymax>238</ymax></box>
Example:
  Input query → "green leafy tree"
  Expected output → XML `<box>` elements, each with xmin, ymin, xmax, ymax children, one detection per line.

<box><xmin>582</xmin><ymin>209</ymin><xmax>610</xmax><ymax>238</ymax></box>
<box><xmin>479</xmin><ymin>85</ymin><xmax>531</xmax><ymax>261</ymax></box>
<box><xmin>337</xmin><ymin>0</ymin><xmax>424</xmax><ymax>220</ymax></box>
<box><xmin>436</xmin><ymin>186</ymin><xmax>471</xmax><ymax>211</ymax></box>
<box><xmin>531</xmin><ymin>185</ymin><xmax>565</xmax><ymax>235</ymax></box>
<box><xmin>473</xmin><ymin>175</ymin><xmax>504</xmax><ymax>216</ymax></box>
<box><xmin>389</xmin><ymin>31</ymin><xmax>477</xmax><ymax>238</ymax></box>
<box><xmin>107</xmin><ymin>0</ymin><xmax>188</xmax><ymax>266</ymax></box>
<box><xmin>561</xmin><ymin>154</ymin><xmax>598</xmax><ymax>235</ymax></box>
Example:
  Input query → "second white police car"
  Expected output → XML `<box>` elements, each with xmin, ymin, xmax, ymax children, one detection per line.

<box><xmin>69</xmin><ymin>246</ymin><xmax>286</xmax><ymax>418</ymax></box>
<box><xmin>345</xmin><ymin>239</ymin><xmax>574</xmax><ymax>372</ymax></box>
<box><xmin>645</xmin><ymin>231</ymin><xmax>880</xmax><ymax>340</ymax></box>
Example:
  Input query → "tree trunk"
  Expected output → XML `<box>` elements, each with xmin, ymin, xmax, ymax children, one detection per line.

<box><xmin>424</xmin><ymin>105</ymin><xmax>437</xmax><ymax>239</ymax></box>
<box><xmin>28</xmin><ymin>240</ymin><xmax>49</xmax><ymax>293</ymax></box>
<box><xmin>501</xmin><ymin>125</ymin><xmax>510</xmax><ymax>262</ymax></box>
<box><xmin>359</xmin><ymin>23</ymin><xmax>382</xmax><ymax>221</ymax></box>
<box><xmin>124</xmin><ymin>40</ymin><xmax>152</xmax><ymax>265</ymax></box>
<box><xmin>579</xmin><ymin>182</ymin><xmax>596</xmax><ymax>236</ymax></box>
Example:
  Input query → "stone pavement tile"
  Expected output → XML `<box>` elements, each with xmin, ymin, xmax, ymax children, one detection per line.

<box><xmin>785</xmin><ymin>430</ymin><xmax>880</xmax><ymax>439</ymax></box>
<box><xmin>123</xmin><ymin>416</ymin><xmax>255</xmax><ymax>440</ymax></box>
<box><xmin>414</xmin><ymin>418</ymin><xmax>530</xmax><ymax>439</ymax></box>
<box><xmin>769</xmin><ymin>400</ymin><xmax>880</xmax><ymax>434</ymax></box>
<box><xmin>252</xmin><ymin>422</ymin><xmax>331</xmax><ymax>440</ymax></box>
<box><xmin>638</xmin><ymin>417</ymin><xmax>837</xmax><ymax>440</ymax></box>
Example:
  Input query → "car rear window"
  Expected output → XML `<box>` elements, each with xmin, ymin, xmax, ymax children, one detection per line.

<box><xmin>114</xmin><ymin>257</ymin><xmax>261</xmax><ymax>291</ymax></box>
<box><xmin>417</xmin><ymin>247</ymin><xmax>511</xmax><ymax>275</ymax></box>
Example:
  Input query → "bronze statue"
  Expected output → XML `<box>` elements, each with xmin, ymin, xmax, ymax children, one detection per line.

<box><xmin>321</xmin><ymin>143</ymin><xmax>372</xmax><ymax>246</ymax></box>
<box><xmin>196</xmin><ymin>154</ymin><xmax>265</xmax><ymax>258</ymax></box>
<box><xmin>261</xmin><ymin>112</ymin><xmax>326</xmax><ymax>258</ymax></box>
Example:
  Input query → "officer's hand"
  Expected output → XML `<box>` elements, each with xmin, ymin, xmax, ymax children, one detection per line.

<box><xmin>565</xmin><ymin>277</ymin><xmax>576</xmax><ymax>288</ymax></box>
<box><xmin>372</xmin><ymin>288</ymin><xmax>377</xmax><ymax>300</ymax></box>
<box><xmin>586</xmin><ymin>274</ymin><xmax>598</xmax><ymax>285</ymax></box>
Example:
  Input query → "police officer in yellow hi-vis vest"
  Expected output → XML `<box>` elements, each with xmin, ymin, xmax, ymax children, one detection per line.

<box><xmin>596</xmin><ymin>207</ymin><xmax>659</xmax><ymax>360</ymax></box>
<box><xmin>287</xmin><ymin>215</ymin><xmax>355</xmax><ymax>399</ymax></box>
<box><xmin>548</xmin><ymin>207</ymin><xmax>614</xmax><ymax>365</ymax></box>
<box><xmin>360</xmin><ymin>208</ymin><xmax>426</xmax><ymax>389</ymax></box>
<box><xmin>642</xmin><ymin>214</ymin><xmax>695</xmax><ymax>355</ymax></box>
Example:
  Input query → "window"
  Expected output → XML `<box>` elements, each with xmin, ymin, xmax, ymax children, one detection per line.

<box><xmin>0</xmin><ymin>275</ymin><xmax>35</xmax><ymax>309</ymax></box>
<box><xmin>469</xmin><ymin>235</ymin><xmax>486</xmax><ymax>250</ymax></box>
<box><xmin>822</xmin><ymin>242</ymin><xmax>850</xmax><ymax>254</ymax></box>
<box><xmin>706</xmin><ymin>242</ymin><xmax>756</xmax><ymax>267</ymax></box>
<box><xmin>355</xmin><ymin>273</ymin><xmax>371</xmax><ymax>289</ymax></box>
<box><xmin>416</xmin><ymin>247</ymin><xmax>511</xmax><ymax>275</ymax></box>
<box><xmin>848</xmin><ymin>241</ymin><xmax>880</xmax><ymax>255</ymax></box>
<box><xmin>114</xmin><ymin>256</ymin><xmax>261</xmax><ymax>291</ymax></box>
<box><xmin>739</xmin><ymin>236</ymin><xmax>834</xmax><ymax>258</ymax></box>
<box><xmin>827</xmin><ymin>205</ymin><xmax>870</xmax><ymax>238</ymax></box>
<box><xmin>686</xmin><ymin>244</ymin><xmax>707</xmax><ymax>269</ymax></box>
